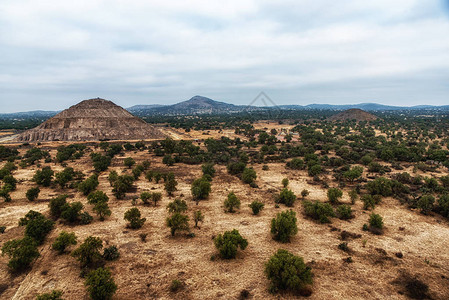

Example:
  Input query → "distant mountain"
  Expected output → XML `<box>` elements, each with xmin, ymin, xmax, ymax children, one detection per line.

<box><xmin>127</xmin><ymin>104</ymin><xmax>166</xmax><ymax>113</ymax></box>
<box><xmin>2</xmin><ymin>97</ymin><xmax>449</xmax><ymax>117</ymax></box>
<box><xmin>0</xmin><ymin>110</ymin><xmax>59</xmax><ymax>118</ymax></box>
<box><xmin>140</xmin><ymin>95</ymin><xmax>259</xmax><ymax>115</ymax></box>
<box><xmin>328</xmin><ymin>109</ymin><xmax>378</xmax><ymax>122</ymax></box>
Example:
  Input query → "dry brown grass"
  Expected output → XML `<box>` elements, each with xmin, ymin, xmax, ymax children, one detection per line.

<box><xmin>0</xmin><ymin>146</ymin><xmax>449</xmax><ymax>299</ymax></box>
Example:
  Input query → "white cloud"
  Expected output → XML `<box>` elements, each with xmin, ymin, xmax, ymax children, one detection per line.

<box><xmin>0</xmin><ymin>0</ymin><xmax>448</xmax><ymax>112</ymax></box>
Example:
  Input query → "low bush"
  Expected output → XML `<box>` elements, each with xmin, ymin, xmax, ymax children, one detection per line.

<box><xmin>214</xmin><ymin>229</ymin><xmax>248</xmax><ymax>259</ymax></box>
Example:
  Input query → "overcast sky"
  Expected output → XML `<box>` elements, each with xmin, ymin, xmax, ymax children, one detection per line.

<box><xmin>1</xmin><ymin>0</ymin><xmax>449</xmax><ymax>112</ymax></box>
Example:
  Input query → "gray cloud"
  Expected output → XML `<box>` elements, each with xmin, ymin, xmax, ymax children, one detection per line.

<box><xmin>0</xmin><ymin>0</ymin><xmax>449</xmax><ymax>112</ymax></box>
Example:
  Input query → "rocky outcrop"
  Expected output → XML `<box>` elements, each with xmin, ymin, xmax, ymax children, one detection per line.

<box><xmin>17</xmin><ymin>98</ymin><xmax>165</xmax><ymax>141</ymax></box>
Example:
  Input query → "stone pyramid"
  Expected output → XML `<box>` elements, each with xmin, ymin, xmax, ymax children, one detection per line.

<box><xmin>17</xmin><ymin>98</ymin><xmax>165</xmax><ymax>141</ymax></box>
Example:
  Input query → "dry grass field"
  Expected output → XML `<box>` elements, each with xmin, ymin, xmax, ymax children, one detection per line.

<box><xmin>1</xmin><ymin>139</ymin><xmax>449</xmax><ymax>300</ymax></box>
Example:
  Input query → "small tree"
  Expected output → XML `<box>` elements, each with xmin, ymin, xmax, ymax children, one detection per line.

<box><xmin>85</xmin><ymin>267</ymin><xmax>117</xmax><ymax>300</ymax></box>
<box><xmin>369</xmin><ymin>213</ymin><xmax>384</xmax><ymax>231</ymax></box>
<box><xmin>103</xmin><ymin>246</ymin><xmax>120</xmax><ymax>261</ymax></box>
<box><xmin>26</xmin><ymin>187</ymin><xmax>40</xmax><ymax>201</ymax></box>
<box><xmin>281</xmin><ymin>178</ymin><xmax>289</xmax><ymax>188</ymax></box>
<box><xmin>93</xmin><ymin>202</ymin><xmax>111</xmax><ymax>221</ymax></box>
<box><xmin>301</xmin><ymin>189</ymin><xmax>309</xmax><ymax>199</ymax></box>
<box><xmin>87</xmin><ymin>190</ymin><xmax>109</xmax><ymax>205</ymax></box>
<box><xmin>417</xmin><ymin>195</ymin><xmax>435</xmax><ymax>214</ymax></box>
<box><xmin>164</xmin><ymin>173</ymin><xmax>178</xmax><ymax>196</ymax></box>
<box><xmin>124</xmin><ymin>157</ymin><xmax>135</xmax><ymax>169</ymax></box>
<box><xmin>140</xmin><ymin>192</ymin><xmax>152</xmax><ymax>205</ymax></box>
<box><xmin>167</xmin><ymin>198</ymin><xmax>188</xmax><ymax>214</ymax></box>
<box><xmin>265</xmin><ymin>249</ymin><xmax>312</xmax><ymax>294</ymax></box>
<box><xmin>336</xmin><ymin>205</ymin><xmax>353</xmax><ymax>220</ymax></box>
<box><xmin>78</xmin><ymin>175</ymin><xmax>99</xmax><ymax>196</ymax></box>
<box><xmin>151</xmin><ymin>192</ymin><xmax>162</xmax><ymax>206</ymax></box>
<box><xmin>33</xmin><ymin>166</ymin><xmax>54</xmax><ymax>187</ymax></box>
<box><xmin>124</xmin><ymin>208</ymin><xmax>146</xmax><ymax>229</ymax></box>
<box><xmin>303</xmin><ymin>200</ymin><xmax>335</xmax><ymax>223</ymax></box>
<box><xmin>1</xmin><ymin>236</ymin><xmax>40</xmax><ymax>271</ymax></box>
<box><xmin>214</xmin><ymin>229</ymin><xmax>248</xmax><ymax>259</ymax></box>
<box><xmin>71</xmin><ymin>236</ymin><xmax>103</xmax><ymax>268</ymax></box>
<box><xmin>201</xmin><ymin>163</ymin><xmax>215</xmax><ymax>177</ymax></box>
<box><xmin>193</xmin><ymin>210</ymin><xmax>204</xmax><ymax>228</ymax></box>
<box><xmin>52</xmin><ymin>231</ymin><xmax>77</xmax><ymax>254</ymax></box>
<box><xmin>224</xmin><ymin>192</ymin><xmax>240</xmax><ymax>213</ymax></box>
<box><xmin>270</xmin><ymin>210</ymin><xmax>298</xmax><ymax>243</ymax></box>
<box><xmin>19</xmin><ymin>210</ymin><xmax>54</xmax><ymax>244</ymax></box>
<box><xmin>275</xmin><ymin>188</ymin><xmax>296</xmax><ymax>207</ymax></box>
<box><xmin>54</xmin><ymin>167</ymin><xmax>75</xmax><ymax>188</ymax></box>
<box><xmin>327</xmin><ymin>188</ymin><xmax>343</xmax><ymax>204</ymax></box>
<box><xmin>112</xmin><ymin>175</ymin><xmax>134</xmax><ymax>199</ymax></box>
<box><xmin>242</xmin><ymin>168</ymin><xmax>257</xmax><ymax>184</ymax></box>
<box><xmin>49</xmin><ymin>194</ymin><xmax>68</xmax><ymax>218</ymax></box>
<box><xmin>166</xmin><ymin>212</ymin><xmax>189</xmax><ymax>236</ymax></box>
<box><xmin>61</xmin><ymin>202</ymin><xmax>84</xmax><ymax>223</ymax></box>
<box><xmin>191</xmin><ymin>177</ymin><xmax>211</xmax><ymax>202</ymax></box>
<box><xmin>348</xmin><ymin>189</ymin><xmax>358</xmax><ymax>204</ymax></box>
<box><xmin>249</xmin><ymin>200</ymin><xmax>264</xmax><ymax>215</ymax></box>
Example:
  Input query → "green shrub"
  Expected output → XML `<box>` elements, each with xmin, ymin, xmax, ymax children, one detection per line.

<box><xmin>170</xmin><ymin>279</ymin><xmax>184</xmax><ymax>292</ymax></box>
<box><xmin>327</xmin><ymin>188</ymin><xmax>343</xmax><ymax>204</ymax></box>
<box><xmin>150</xmin><ymin>192</ymin><xmax>162</xmax><ymax>207</ymax></box>
<box><xmin>249</xmin><ymin>200</ymin><xmax>264</xmax><ymax>215</ymax></box>
<box><xmin>167</xmin><ymin>198</ymin><xmax>188</xmax><ymax>213</ymax></box>
<box><xmin>80</xmin><ymin>212</ymin><xmax>94</xmax><ymax>225</ymax></box>
<box><xmin>336</xmin><ymin>205</ymin><xmax>353</xmax><ymax>220</ymax></box>
<box><xmin>93</xmin><ymin>202</ymin><xmax>111</xmax><ymax>221</ymax></box>
<box><xmin>103</xmin><ymin>246</ymin><xmax>120</xmax><ymax>261</ymax></box>
<box><xmin>348</xmin><ymin>189</ymin><xmax>358</xmax><ymax>204</ymax></box>
<box><xmin>275</xmin><ymin>188</ymin><xmax>296</xmax><ymax>207</ymax></box>
<box><xmin>26</xmin><ymin>187</ymin><xmax>40</xmax><ymax>201</ymax></box>
<box><xmin>52</xmin><ymin>231</ymin><xmax>77</xmax><ymax>254</ymax></box>
<box><xmin>33</xmin><ymin>166</ymin><xmax>54</xmax><ymax>187</ymax></box>
<box><xmin>369</xmin><ymin>213</ymin><xmax>384</xmax><ymax>233</ymax></box>
<box><xmin>202</xmin><ymin>163</ymin><xmax>216</xmax><ymax>177</ymax></box>
<box><xmin>78</xmin><ymin>175</ymin><xmax>99</xmax><ymax>196</ymax></box>
<box><xmin>286</xmin><ymin>158</ymin><xmax>304</xmax><ymax>170</ymax></box>
<box><xmin>281</xmin><ymin>178</ymin><xmax>289</xmax><ymax>188</ymax></box>
<box><xmin>164</xmin><ymin>173</ymin><xmax>178</xmax><ymax>196</ymax></box>
<box><xmin>19</xmin><ymin>210</ymin><xmax>54</xmax><ymax>244</ymax></box>
<box><xmin>270</xmin><ymin>210</ymin><xmax>298</xmax><ymax>243</ymax></box>
<box><xmin>242</xmin><ymin>168</ymin><xmax>257</xmax><ymax>184</ymax></box>
<box><xmin>61</xmin><ymin>202</ymin><xmax>84</xmax><ymax>223</ymax></box>
<box><xmin>2</xmin><ymin>236</ymin><xmax>40</xmax><ymax>271</ymax></box>
<box><xmin>417</xmin><ymin>195</ymin><xmax>435</xmax><ymax>214</ymax></box>
<box><xmin>366</xmin><ymin>177</ymin><xmax>392</xmax><ymax>197</ymax></box>
<box><xmin>112</xmin><ymin>175</ymin><xmax>135</xmax><ymax>199</ymax></box>
<box><xmin>71</xmin><ymin>236</ymin><xmax>103</xmax><ymax>268</ymax></box>
<box><xmin>49</xmin><ymin>195</ymin><xmax>68</xmax><ymax>218</ymax></box>
<box><xmin>301</xmin><ymin>189</ymin><xmax>310</xmax><ymax>199</ymax></box>
<box><xmin>87</xmin><ymin>190</ymin><xmax>109</xmax><ymax>205</ymax></box>
<box><xmin>361</xmin><ymin>194</ymin><xmax>376</xmax><ymax>210</ymax></box>
<box><xmin>437</xmin><ymin>194</ymin><xmax>449</xmax><ymax>218</ymax></box>
<box><xmin>191</xmin><ymin>177</ymin><xmax>211</xmax><ymax>202</ymax></box>
<box><xmin>265</xmin><ymin>249</ymin><xmax>312</xmax><ymax>294</ymax></box>
<box><xmin>214</xmin><ymin>229</ymin><xmax>248</xmax><ymax>259</ymax></box>
<box><xmin>36</xmin><ymin>290</ymin><xmax>64</xmax><ymax>300</ymax></box>
<box><xmin>224</xmin><ymin>192</ymin><xmax>240</xmax><ymax>213</ymax></box>
<box><xmin>303</xmin><ymin>200</ymin><xmax>335</xmax><ymax>223</ymax></box>
<box><xmin>166</xmin><ymin>212</ymin><xmax>189</xmax><ymax>236</ymax></box>
<box><xmin>193</xmin><ymin>210</ymin><xmax>204</xmax><ymax>228</ymax></box>
<box><xmin>124</xmin><ymin>208</ymin><xmax>146</xmax><ymax>229</ymax></box>
<box><xmin>123</xmin><ymin>157</ymin><xmax>135</xmax><ymax>168</ymax></box>
<box><xmin>140</xmin><ymin>192</ymin><xmax>152</xmax><ymax>204</ymax></box>
<box><xmin>85</xmin><ymin>267</ymin><xmax>117</xmax><ymax>300</ymax></box>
